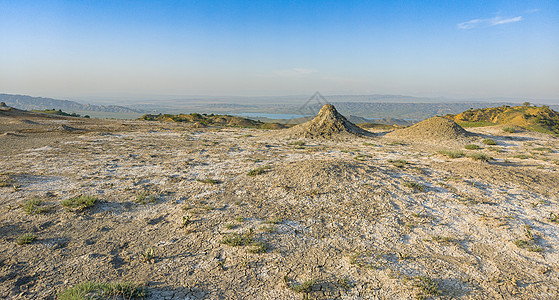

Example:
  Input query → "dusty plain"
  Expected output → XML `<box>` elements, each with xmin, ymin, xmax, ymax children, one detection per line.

<box><xmin>1</xmin><ymin>107</ymin><xmax>559</xmax><ymax>299</ymax></box>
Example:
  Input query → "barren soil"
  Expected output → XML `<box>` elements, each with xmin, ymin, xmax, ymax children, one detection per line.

<box><xmin>1</xmin><ymin>111</ymin><xmax>559</xmax><ymax>299</ymax></box>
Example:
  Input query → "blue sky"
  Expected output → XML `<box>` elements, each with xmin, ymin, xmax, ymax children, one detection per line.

<box><xmin>1</xmin><ymin>0</ymin><xmax>558</xmax><ymax>102</ymax></box>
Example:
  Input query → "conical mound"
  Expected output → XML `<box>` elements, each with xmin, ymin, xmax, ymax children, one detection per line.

<box><xmin>280</xmin><ymin>104</ymin><xmax>373</xmax><ymax>139</ymax></box>
<box><xmin>386</xmin><ymin>116</ymin><xmax>476</xmax><ymax>142</ymax></box>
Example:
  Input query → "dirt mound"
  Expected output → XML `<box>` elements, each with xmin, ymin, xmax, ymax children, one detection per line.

<box><xmin>51</xmin><ymin>125</ymin><xmax>84</xmax><ymax>132</ymax></box>
<box><xmin>386</xmin><ymin>116</ymin><xmax>476</xmax><ymax>143</ymax></box>
<box><xmin>279</xmin><ymin>104</ymin><xmax>373</xmax><ymax>139</ymax></box>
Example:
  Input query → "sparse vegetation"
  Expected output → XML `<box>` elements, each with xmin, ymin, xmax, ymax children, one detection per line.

<box><xmin>196</xmin><ymin>178</ymin><xmax>220</xmax><ymax>184</ymax></box>
<box><xmin>22</xmin><ymin>198</ymin><xmax>50</xmax><ymax>215</ymax></box>
<box><xmin>457</xmin><ymin>121</ymin><xmax>496</xmax><ymax>128</ymax></box>
<box><xmin>447</xmin><ymin>104</ymin><xmax>559</xmax><ymax>135</ymax></box>
<box><xmin>247</xmin><ymin>166</ymin><xmax>270</xmax><ymax>176</ymax></box>
<box><xmin>61</xmin><ymin>195</ymin><xmax>98</xmax><ymax>211</ymax></box>
<box><xmin>413</xmin><ymin>276</ymin><xmax>440</xmax><ymax>299</ymax></box>
<box><xmin>220</xmin><ymin>230</ymin><xmax>254</xmax><ymax>247</ymax></box>
<box><xmin>468</xmin><ymin>153</ymin><xmax>491</xmax><ymax>161</ymax></box>
<box><xmin>514</xmin><ymin>225</ymin><xmax>543</xmax><ymax>252</ymax></box>
<box><xmin>141</xmin><ymin>248</ymin><xmax>156</xmax><ymax>263</ymax></box>
<box><xmin>225</xmin><ymin>223</ymin><xmax>237</xmax><ymax>229</ymax></box>
<box><xmin>16</xmin><ymin>233</ymin><xmax>37</xmax><ymax>245</ymax></box>
<box><xmin>32</xmin><ymin>108</ymin><xmax>82</xmax><ymax>117</ymax></box>
<box><xmin>4</xmin><ymin>102</ymin><xmax>559</xmax><ymax>299</ymax></box>
<box><xmin>261</xmin><ymin>225</ymin><xmax>278</xmax><ymax>233</ymax></box>
<box><xmin>388</xmin><ymin>159</ymin><xmax>408</xmax><ymax>168</ymax></box>
<box><xmin>58</xmin><ymin>281</ymin><xmax>146</xmax><ymax>300</ymax></box>
<box><xmin>338</xmin><ymin>277</ymin><xmax>353</xmax><ymax>289</ymax></box>
<box><xmin>533</xmin><ymin>147</ymin><xmax>552</xmax><ymax>152</ymax></box>
<box><xmin>135</xmin><ymin>192</ymin><xmax>156</xmax><ymax>204</ymax></box>
<box><xmin>288</xmin><ymin>141</ymin><xmax>305</xmax><ymax>147</ymax></box>
<box><xmin>284</xmin><ymin>276</ymin><xmax>316</xmax><ymax>294</ymax></box>
<box><xmin>220</xmin><ymin>229</ymin><xmax>268</xmax><ymax>254</ymax></box>
<box><xmin>438</xmin><ymin>150</ymin><xmax>464</xmax><ymax>158</ymax></box>
<box><xmin>464</xmin><ymin>144</ymin><xmax>480</xmax><ymax>150</ymax></box>
<box><xmin>264</xmin><ymin>217</ymin><xmax>282</xmax><ymax>224</ymax></box>
<box><xmin>513</xmin><ymin>154</ymin><xmax>530</xmax><ymax>159</ymax></box>
<box><xmin>503</xmin><ymin>127</ymin><xmax>517</xmax><ymax>133</ymax></box>
<box><xmin>248</xmin><ymin>241</ymin><xmax>268</xmax><ymax>253</ymax></box>
<box><xmin>404</xmin><ymin>181</ymin><xmax>425</xmax><ymax>192</ymax></box>
<box><xmin>430</xmin><ymin>235</ymin><xmax>452</xmax><ymax>244</ymax></box>
<box><xmin>487</xmin><ymin>146</ymin><xmax>503</xmax><ymax>152</ymax></box>
<box><xmin>483</xmin><ymin>138</ymin><xmax>497</xmax><ymax>145</ymax></box>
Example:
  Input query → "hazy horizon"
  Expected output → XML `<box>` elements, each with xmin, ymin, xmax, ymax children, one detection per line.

<box><xmin>1</xmin><ymin>1</ymin><xmax>558</xmax><ymax>102</ymax></box>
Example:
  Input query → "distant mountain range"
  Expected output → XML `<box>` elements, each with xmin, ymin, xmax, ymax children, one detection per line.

<box><xmin>1</xmin><ymin>93</ymin><xmax>557</xmax><ymax>120</ymax></box>
<box><xmin>0</xmin><ymin>94</ymin><xmax>144</xmax><ymax>113</ymax></box>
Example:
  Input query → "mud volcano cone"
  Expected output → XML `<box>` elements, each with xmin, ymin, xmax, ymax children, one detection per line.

<box><xmin>282</xmin><ymin>104</ymin><xmax>373</xmax><ymax>139</ymax></box>
<box><xmin>386</xmin><ymin>116</ymin><xmax>476</xmax><ymax>142</ymax></box>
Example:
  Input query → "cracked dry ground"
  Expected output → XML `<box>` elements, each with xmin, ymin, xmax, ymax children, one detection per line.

<box><xmin>1</xmin><ymin>118</ymin><xmax>559</xmax><ymax>299</ymax></box>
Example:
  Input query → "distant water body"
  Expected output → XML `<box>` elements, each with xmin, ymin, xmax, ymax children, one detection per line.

<box><xmin>236</xmin><ymin>113</ymin><xmax>310</xmax><ymax>119</ymax></box>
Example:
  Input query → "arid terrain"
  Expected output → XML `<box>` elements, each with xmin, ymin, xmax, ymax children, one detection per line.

<box><xmin>1</xmin><ymin>104</ymin><xmax>559</xmax><ymax>299</ymax></box>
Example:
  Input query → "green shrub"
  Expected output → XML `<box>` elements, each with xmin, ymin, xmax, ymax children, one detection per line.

<box><xmin>135</xmin><ymin>192</ymin><xmax>156</xmax><ymax>205</ymax></box>
<box><xmin>388</xmin><ymin>159</ymin><xmax>408</xmax><ymax>168</ymax></box>
<box><xmin>483</xmin><ymin>138</ymin><xmax>498</xmax><ymax>145</ymax></box>
<box><xmin>404</xmin><ymin>181</ymin><xmax>425</xmax><ymax>192</ymax></box>
<box><xmin>247</xmin><ymin>166</ymin><xmax>271</xmax><ymax>176</ymax></box>
<box><xmin>16</xmin><ymin>233</ymin><xmax>37</xmax><ymax>245</ymax></box>
<box><xmin>58</xmin><ymin>281</ymin><xmax>146</xmax><ymax>300</ymax></box>
<box><xmin>533</xmin><ymin>147</ymin><xmax>552</xmax><ymax>152</ymax></box>
<box><xmin>220</xmin><ymin>230</ymin><xmax>254</xmax><ymax>246</ymax></box>
<box><xmin>288</xmin><ymin>141</ymin><xmax>305</xmax><ymax>147</ymax></box>
<box><xmin>438</xmin><ymin>150</ymin><xmax>464</xmax><ymax>158</ymax></box>
<box><xmin>464</xmin><ymin>144</ymin><xmax>480</xmax><ymax>150</ymax></box>
<box><xmin>22</xmin><ymin>198</ymin><xmax>50</xmax><ymax>215</ymax></box>
<box><xmin>196</xmin><ymin>178</ymin><xmax>220</xmax><ymax>184</ymax></box>
<box><xmin>513</xmin><ymin>154</ymin><xmax>530</xmax><ymax>159</ymax></box>
<box><xmin>503</xmin><ymin>127</ymin><xmax>516</xmax><ymax>133</ymax></box>
<box><xmin>285</xmin><ymin>277</ymin><xmax>316</xmax><ymax>294</ymax></box>
<box><xmin>414</xmin><ymin>276</ymin><xmax>440</xmax><ymax>299</ymax></box>
<box><xmin>248</xmin><ymin>241</ymin><xmax>268</xmax><ymax>253</ymax></box>
<box><xmin>61</xmin><ymin>195</ymin><xmax>98</xmax><ymax>211</ymax></box>
<box><xmin>264</xmin><ymin>217</ymin><xmax>282</xmax><ymax>224</ymax></box>
<box><xmin>468</xmin><ymin>153</ymin><xmax>491</xmax><ymax>161</ymax></box>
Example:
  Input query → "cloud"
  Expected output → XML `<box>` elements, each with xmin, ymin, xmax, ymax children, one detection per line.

<box><xmin>275</xmin><ymin>68</ymin><xmax>317</xmax><ymax>77</ymax></box>
<box><xmin>458</xmin><ymin>16</ymin><xmax>523</xmax><ymax>30</ymax></box>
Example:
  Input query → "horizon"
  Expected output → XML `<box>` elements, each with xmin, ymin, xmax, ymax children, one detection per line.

<box><xmin>1</xmin><ymin>1</ymin><xmax>558</xmax><ymax>102</ymax></box>
<box><xmin>3</xmin><ymin>91</ymin><xmax>559</xmax><ymax>107</ymax></box>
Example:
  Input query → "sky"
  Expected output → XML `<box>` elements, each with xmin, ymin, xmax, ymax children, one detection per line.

<box><xmin>1</xmin><ymin>0</ymin><xmax>558</xmax><ymax>103</ymax></box>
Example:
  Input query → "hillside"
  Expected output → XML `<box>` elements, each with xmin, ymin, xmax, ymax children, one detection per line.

<box><xmin>446</xmin><ymin>104</ymin><xmax>559</xmax><ymax>135</ymax></box>
<box><xmin>0</xmin><ymin>93</ymin><xmax>144</xmax><ymax>114</ymax></box>
<box><xmin>140</xmin><ymin>113</ymin><xmax>286</xmax><ymax>129</ymax></box>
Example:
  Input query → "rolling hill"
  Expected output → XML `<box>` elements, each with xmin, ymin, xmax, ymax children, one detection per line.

<box><xmin>445</xmin><ymin>104</ymin><xmax>559</xmax><ymax>135</ymax></box>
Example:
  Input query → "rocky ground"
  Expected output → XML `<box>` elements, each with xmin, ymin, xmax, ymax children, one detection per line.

<box><xmin>1</xmin><ymin>106</ymin><xmax>559</xmax><ymax>299</ymax></box>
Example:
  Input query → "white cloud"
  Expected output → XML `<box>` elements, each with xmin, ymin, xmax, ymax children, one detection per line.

<box><xmin>458</xmin><ymin>16</ymin><xmax>523</xmax><ymax>30</ymax></box>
